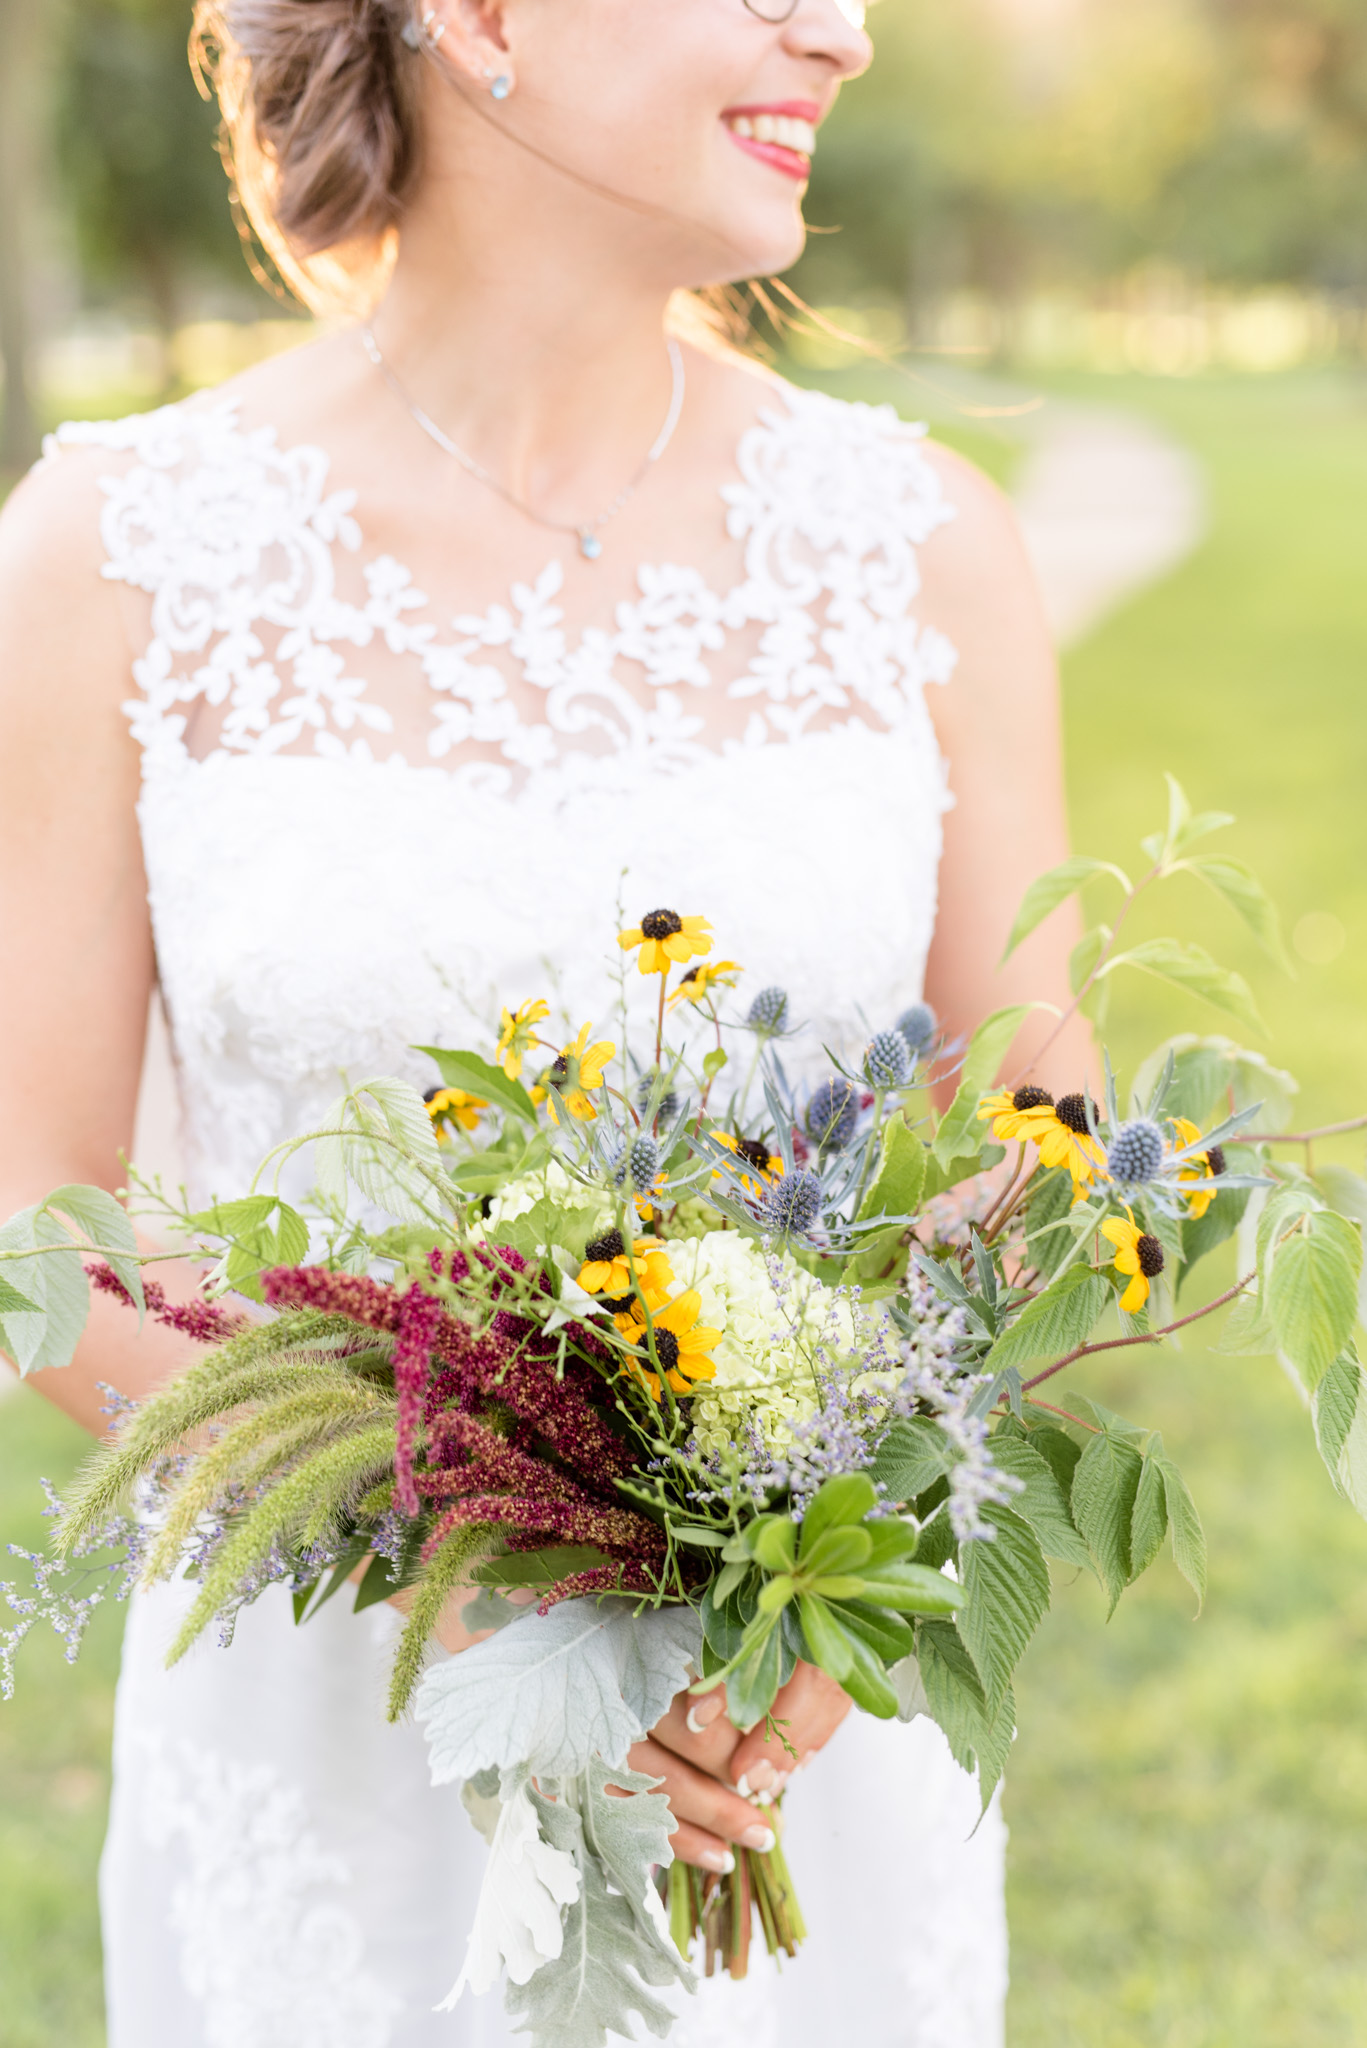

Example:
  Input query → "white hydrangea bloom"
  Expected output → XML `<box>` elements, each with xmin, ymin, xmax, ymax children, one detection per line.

<box><xmin>667</xmin><ymin>1231</ymin><xmax>881</xmax><ymax>1456</ymax></box>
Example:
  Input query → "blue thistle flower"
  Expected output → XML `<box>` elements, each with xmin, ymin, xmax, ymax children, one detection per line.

<box><xmin>626</xmin><ymin>1135</ymin><xmax>661</xmax><ymax>1193</ymax></box>
<box><xmin>747</xmin><ymin>986</ymin><xmax>789</xmax><ymax>1035</ymax></box>
<box><xmin>762</xmin><ymin>1168</ymin><xmax>824</xmax><ymax>1239</ymax></box>
<box><xmin>864</xmin><ymin>1030</ymin><xmax>911</xmax><ymax>1090</ymax></box>
<box><xmin>1106</xmin><ymin>1118</ymin><xmax>1165</xmax><ymax>1184</ymax></box>
<box><xmin>807</xmin><ymin>1077</ymin><xmax>859</xmax><ymax>1151</ymax></box>
<box><xmin>895</xmin><ymin>1002</ymin><xmax>937</xmax><ymax>1054</ymax></box>
<box><xmin>636</xmin><ymin>1069</ymin><xmax>680</xmax><ymax>1125</ymax></box>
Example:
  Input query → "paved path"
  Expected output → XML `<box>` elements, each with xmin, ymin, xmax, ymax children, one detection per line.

<box><xmin>1014</xmin><ymin>403</ymin><xmax>1207</xmax><ymax>649</ymax></box>
<box><xmin>0</xmin><ymin>395</ymin><xmax>1206</xmax><ymax>1400</ymax></box>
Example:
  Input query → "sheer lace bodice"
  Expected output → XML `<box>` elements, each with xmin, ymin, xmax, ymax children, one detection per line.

<box><xmin>49</xmin><ymin>374</ymin><xmax>1007</xmax><ymax>2048</ymax></box>
<box><xmin>47</xmin><ymin>381</ymin><xmax>958</xmax><ymax>1205</ymax></box>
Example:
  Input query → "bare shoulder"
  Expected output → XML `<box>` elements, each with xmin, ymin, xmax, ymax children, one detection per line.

<box><xmin>0</xmin><ymin>440</ymin><xmax>134</xmax><ymax>736</ymax></box>
<box><xmin>917</xmin><ymin>439</ymin><xmax>1037</xmax><ymax>604</ymax></box>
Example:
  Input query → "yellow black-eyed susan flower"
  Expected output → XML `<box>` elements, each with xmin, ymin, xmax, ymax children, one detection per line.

<box><xmin>545</xmin><ymin>1023</ymin><xmax>616</xmax><ymax>1124</ymax></box>
<box><xmin>577</xmin><ymin>1231</ymin><xmax>674</xmax><ymax>1306</ymax></box>
<box><xmin>711</xmin><ymin>1129</ymin><xmax>786</xmax><ymax>1200</ymax></box>
<box><xmin>1100</xmin><ymin>1210</ymin><xmax>1165</xmax><ymax>1312</ymax></box>
<box><xmin>497</xmin><ymin>998</ymin><xmax>550</xmax><ymax>1080</ymax></box>
<box><xmin>980</xmin><ymin>1086</ymin><xmax>1105</xmax><ymax>1188</ymax></box>
<box><xmin>1170</xmin><ymin>1116</ymin><xmax>1226</xmax><ymax>1220</ymax></box>
<box><xmin>667</xmin><ymin>959</ymin><xmax>742</xmax><ymax>1009</ymax></box>
<box><xmin>619</xmin><ymin>1289</ymin><xmax>722</xmax><ymax>1401</ymax></box>
<box><xmin>979</xmin><ymin>1085</ymin><xmax>1059</xmax><ymax>1146</ymax></box>
<box><xmin>424</xmin><ymin>1085</ymin><xmax>487</xmax><ymax>1139</ymax></box>
<box><xmin>617</xmin><ymin>908</ymin><xmax>713</xmax><ymax>977</ymax></box>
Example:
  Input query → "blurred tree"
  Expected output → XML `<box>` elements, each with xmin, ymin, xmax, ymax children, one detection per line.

<box><xmin>53</xmin><ymin>0</ymin><xmax>261</xmax><ymax>375</ymax></box>
<box><xmin>0</xmin><ymin>0</ymin><xmax>49</xmax><ymax>470</ymax></box>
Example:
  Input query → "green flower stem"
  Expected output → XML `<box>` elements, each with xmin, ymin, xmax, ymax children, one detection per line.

<box><xmin>851</xmin><ymin>1090</ymin><xmax>887</xmax><ymax>1214</ymax></box>
<box><xmin>1008</xmin><ymin>861</ymin><xmax>1161</xmax><ymax>1088</ymax></box>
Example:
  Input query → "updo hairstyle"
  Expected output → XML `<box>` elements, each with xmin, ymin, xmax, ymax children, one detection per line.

<box><xmin>191</xmin><ymin>0</ymin><xmax>425</xmax><ymax>314</ymax></box>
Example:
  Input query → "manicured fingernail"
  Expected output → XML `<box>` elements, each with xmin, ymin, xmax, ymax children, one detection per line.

<box><xmin>771</xmin><ymin>1770</ymin><xmax>790</xmax><ymax>1794</ymax></box>
<box><xmin>699</xmin><ymin>1849</ymin><xmax>735</xmax><ymax>1875</ymax></box>
<box><xmin>686</xmin><ymin>1694</ymin><xmax>725</xmax><ymax>1734</ymax></box>
<box><xmin>737</xmin><ymin>1761</ymin><xmax>775</xmax><ymax>1797</ymax></box>
<box><xmin>754</xmin><ymin>1789</ymin><xmax>774</xmax><ymax>1807</ymax></box>
<box><xmin>741</xmin><ymin>1825</ymin><xmax>775</xmax><ymax>1854</ymax></box>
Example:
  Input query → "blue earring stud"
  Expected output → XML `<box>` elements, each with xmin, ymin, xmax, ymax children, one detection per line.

<box><xmin>490</xmin><ymin>73</ymin><xmax>512</xmax><ymax>99</ymax></box>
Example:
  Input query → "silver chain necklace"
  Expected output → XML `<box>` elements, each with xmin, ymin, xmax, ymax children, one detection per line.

<box><xmin>359</xmin><ymin>328</ymin><xmax>686</xmax><ymax>562</ymax></box>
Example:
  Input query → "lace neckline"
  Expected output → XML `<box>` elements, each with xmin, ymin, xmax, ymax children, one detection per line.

<box><xmin>49</xmin><ymin>379</ymin><xmax>959</xmax><ymax>796</ymax></box>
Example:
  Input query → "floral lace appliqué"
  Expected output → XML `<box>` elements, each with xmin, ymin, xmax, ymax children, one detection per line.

<box><xmin>45</xmin><ymin>383</ymin><xmax>956</xmax><ymax>790</ymax></box>
<box><xmin>136</xmin><ymin>1731</ymin><xmax>402</xmax><ymax>2048</ymax></box>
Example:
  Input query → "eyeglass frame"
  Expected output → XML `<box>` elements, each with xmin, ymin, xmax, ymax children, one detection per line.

<box><xmin>742</xmin><ymin>0</ymin><xmax>869</xmax><ymax>27</ymax></box>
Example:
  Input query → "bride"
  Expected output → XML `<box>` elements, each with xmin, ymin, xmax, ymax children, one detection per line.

<box><xmin>0</xmin><ymin>0</ymin><xmax>1090</xmax><ymax>2040</ymax></box>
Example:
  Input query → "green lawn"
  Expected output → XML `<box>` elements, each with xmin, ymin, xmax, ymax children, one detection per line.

<box><xmin>4</xmin><ymin>367</ymin><xmax>1367</xmax><ymax>2041</ymax></box>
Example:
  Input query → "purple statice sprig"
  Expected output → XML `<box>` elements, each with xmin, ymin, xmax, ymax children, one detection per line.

<box><xmin>0</xmin><ymin>1478</ymin><xmax>146</xmax><ymax>1701</ymax></box>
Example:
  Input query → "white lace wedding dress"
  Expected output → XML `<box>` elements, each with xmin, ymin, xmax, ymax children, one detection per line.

<box><xmin>46</xmin><ymin>370</ymin><xmax>1008</xmax><ymax>2048</ymax></box>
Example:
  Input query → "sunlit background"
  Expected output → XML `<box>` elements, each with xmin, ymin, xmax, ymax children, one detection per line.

<box><xmin>3</xmin><ymin>1</ymin><xmax>1367</xmax><ymax>2041</ymax></box>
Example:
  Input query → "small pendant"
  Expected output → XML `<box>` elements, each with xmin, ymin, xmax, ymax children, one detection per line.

<box><xmin>578</xmin><ymin>530</ymin><xmax>603</xmax><ymax>562</ymax></box>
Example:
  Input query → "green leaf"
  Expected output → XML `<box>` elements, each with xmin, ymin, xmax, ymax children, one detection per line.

<box><xmin>797</xmin><ymin>1593</ymin><xmax>855</xmax><ymax>1683</ymax></box>
<box><xmin>1100</xmin><ymin>938</ymin><xmax>1263</xmax><ymax>1034</ymax></box>
<box><xmin>1002</xmin><ymin>855</ymin><xmax>1131</xmax><ymax>962</ymax></box>
<box><xmin>988</xmin><ymin>1433</ymin><xmax>1091</xmax><ymax>1568</ymax></box>
<box><xmin>956</xmin><ymin>1507</ymin><xmax>1050</xmax><ymax>1711</ymax></box>
<box><xmin>315</xmin><ymin>1078</ymin><xmax>445</xmax><ymax>1225</ymax></box>
<box><xmin>855</xmin><ymin>1111</ymin><xmax>926</xmax><ymax>1229</ymax></box>
<box><xmin>1141</xmin><ymin>773</ymin><xmax>1234</xmax><ymax>864</ymax></box>
<box><xmin>0</xmin><ymin>1208</ymin><xmax>91</xmax><ymax>1375</ymax></box>
<box><xmin>986</xmin><ymin>1265</ymin><xmax>1111</xmax><ymax>1373</ymax></box>
<box><xmin>751</xmin><ymin>1517</ymin><xmax>798</xmax><ymax>1573</ymax></box>
<box><xmin>42</xmin><ymin>1185</ymin><xmax>144</xmax><ymax>1314</ymax></box>
<box><xmin>415</xmin><ymin>1045</ymin><xmax>537</xmax><ymax>1126</ymax></box>
<box><xmin>1023</xmin><ymin>1422</ymin><xmax>1083</xmax><ymax>1497</ymax></box>
<box><xmin>856</xmin><ymin>1564</ymin><xmax>963</xmax><ymax>1615</ymax></box>
<box><xmin>1129</xmin><ymin>1451</ymin><xmax>1169</xmax><ymax>1578</ymax></box>
<box><xmin>798</xmin><ymin>1474</ymin><xmax>878</xmax><ymax>1553</ymax></box>
<box><xmin>869</xmin><ymin>1417</ymin><xmax>952</xmax><ymax>1506</ymax></box>
<box><xmin>1154</xmin><ymin>1451</ymin><xmax>1206</xmax><ymax>1610</ymax></box>
<box><xmin>1265</xmin><ymin>1210</ymin><xmax>1361</xmax><ymax>1394</ymax></box>
<box><xmin>1070</xmin><ymin>1425</ymin><xmax>1144</xmax><ymax>1612</ymax></box>
<box><xmin>1131</xmin><ymin>1035</ymin><xmax>1297</xmax><ymax>1134</ymax></box>
<box><xmin>835</xmin><ymin>1598</ymin><xmax>916</xmax><ymax>1665</ymax></box>
<box><xmin>932</xmin><ymin>1006</ymin><xmax>1031</xmax><ymax>1169</ymax></box>
<box><xmin>1178</xmin><ymin>1186</ymin><xmax>1250</xmax><ymax>1294</ymax></box>
<box><xmin>1310</xmin><ymin>1349</ymin><xmax>1367</xmax><ymax>1525</ymax></box>
<box><xmin>702</xmin><ymin>1047</ymin><xmax>728</xmax><ymax>1081</ymax></box>
<box><xmin>1180</xmin><ymin>855</ymin><xmax>1290</xmax><ymax>968</ymax></box>
<box><xmin>916</xmin><ymin>1618</ymin><xmax>1015</xmax><ymax>1807</ymax></box>
<box><xmin>510</xmin><ymin>1789</ymin><xmax>685</xmax><ymax>2048</ymax></box>
<box><xmin>1021</xmin><ymin>1168</ymin><xmax>1082</xmax><ymax>1280</ymax></box>
<box><xmin>800</xmin><ymin>1525</ymin><xmax>873</xmax><ymax>1578</ymax></box>
<box><xmin>1215</xmin><ymin>1288</ymin><xmax>1277</xmax><ymax>1356</ymax></box>
<box><xmin>0</xmin><ymin>1278</ymin><xmax>38</xmax><ymax>1316</ymax></box>
<box><xmin>725</xmin><ymin>1616</ymin><xmax>792</xmax><ymax>1731</ymax></box>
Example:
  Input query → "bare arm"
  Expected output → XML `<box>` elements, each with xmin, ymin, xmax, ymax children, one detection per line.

<box><xmin>919</xmin><ymin>445</ymin><xmax>1096</xmax><ymax>1098</ymax></box>
<box><xmin>0</xmin><ymin>455</ymin><xmax>204</xmax><ymax>1434</ymax></box>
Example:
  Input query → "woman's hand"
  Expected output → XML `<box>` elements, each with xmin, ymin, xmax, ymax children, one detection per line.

<box><xmin>630</xmin><ymin>1662</ymin><xmax>853</xmax><ymax>1872</ymax></box>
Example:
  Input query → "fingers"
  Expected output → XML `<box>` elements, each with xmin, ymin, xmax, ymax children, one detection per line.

<box><xmin>729</xmin><ymin>1661</ymin><xmax>852</xmax><ymax>1794</ymax></box>
<box><xmin>648</xmin><ymin>1687</ymin><xmax>742</xmax><ymax>1781</ymax></box>
<box><xmin>627</xmin><ymin>1736</ymin><xmax>778</xmax><ymax>1873</ymax></box>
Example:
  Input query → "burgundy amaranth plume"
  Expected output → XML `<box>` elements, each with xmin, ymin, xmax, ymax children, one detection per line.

<box><xmin>263</xmin><ymin>1265</ymin><xmax>404</xmax><ymax>1332</ymax></box>
<box><xmin>422</xmin><ymin>1491</ymin><xmax>667</xmax><ymax>1569</ymax></box>
<box><xmin>424</xmin><ymin>1412</ymin><xmax>584</xmax><ymax>1504</ymax></box>
<box><xmin>391</xmin><ymin>1284</ymin><xmax>446</xmax><ymax>1517</ymax></box>
<box><xmin>536</xmin><ymin>1563</ymin><xmax>658</xmax><ymax>1615</ymax></box>
<box><xmin>86</xmin><ymin>1264</ymin><xmax>249</xmax><ymax>1345</ymax></box>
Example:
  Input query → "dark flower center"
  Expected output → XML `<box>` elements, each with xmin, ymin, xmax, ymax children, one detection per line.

<box><xmin>602</xmin><ymin>1292</ymin><xmax>636</xmax><ymax>1315</ymax></box>
<box><xmin>1012</xmin><ymin>1086</ymin><xmax>1055</xmax><ymax>1113</ymax></box>
<box><xmin>735</xmin><ymin>1137</ymin><xmax>772</xmax><ymax>1172</ymax></box>
<box><xmin>1055</xmin><ymin>1092</ymin><xmax>1096</xmax><ymax>1135</ymax></box>
<box><xmin>641</xmin><ymin>908</ymin><xmax>683</xmax><ymax>940</ymax></box>
<box><xmin>549</xmin><ymin>1055</ymin><xmax>569</xmax><ymax>1082</ymax></box>
<box><xmin>653</xmin><ymin>1329</ymin><xmax>681</xmax><ymax>1372</ymax></box>
<box><xmin>680</xmin><ymin>965</ymin><xmax>701</xmax><ymax>985</ymax></box>
<box><xmin>1137</xmin><ymin>1234</ymin><xmax>1165</xmax><ymax>1278</ymax></box>
<box><xmin>1207</xmin><ymin>1144</ymin><xmax>1227</xmax><ymax>1177</ymax></box>
<box><xmin>423</xmin><ymin>1085</ymin><xmax>444</xmax><ymax>1105</ymax></box>
<box><xmin>585</xmin><ymin>1230</ymin><xmax>625</xmax><ymax>1264</ymax></box>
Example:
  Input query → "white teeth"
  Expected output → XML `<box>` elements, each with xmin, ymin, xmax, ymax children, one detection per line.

<box><xmin>727</xmin><ymin>113</ymin><xmax>815</xmax><ymax>155</ymax></box>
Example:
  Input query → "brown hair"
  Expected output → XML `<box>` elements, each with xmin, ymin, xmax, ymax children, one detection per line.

<box><xmin>191</xmin><ymin>0</ymin><xmax>423</xmax><ymax>315</ymax></box>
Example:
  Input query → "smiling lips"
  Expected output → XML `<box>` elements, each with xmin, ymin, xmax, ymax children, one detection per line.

<box><xmin>723</xmin><ymin>101</ymin><xmax>819</xmax><ymax>181</ymax></box>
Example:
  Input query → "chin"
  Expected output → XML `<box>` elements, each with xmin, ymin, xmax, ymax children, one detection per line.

<box><xmin>687</xmin><ymin>206</ymin><xmax>808</xmax><ymax>292</ymax></box>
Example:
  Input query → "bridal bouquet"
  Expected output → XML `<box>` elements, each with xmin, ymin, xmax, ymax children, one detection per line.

<box><xmin>5</xmin><ymin>777</ymin><xmax>1367</xmax><ymax>2046</ymax></box>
